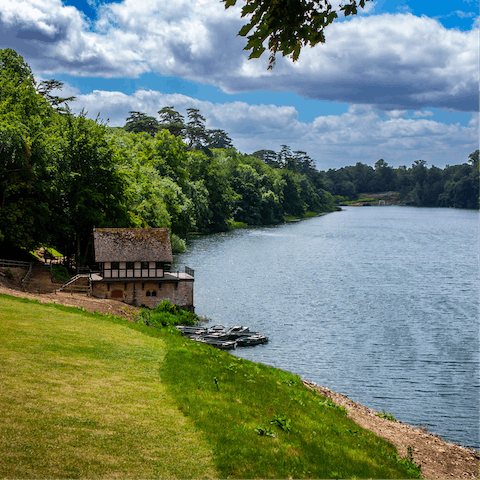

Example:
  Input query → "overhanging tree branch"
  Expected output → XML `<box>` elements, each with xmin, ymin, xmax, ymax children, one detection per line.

<box><xmin>223</xmin><ymin>0</ymin><xmax>372</xmax><ymax>68</ymax></box>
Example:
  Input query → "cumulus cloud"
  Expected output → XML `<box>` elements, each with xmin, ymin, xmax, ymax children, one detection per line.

<box><xmin>69</xmin><ymin>88</ymin><xmax>478</xmax><ymax>169</ymax></box>
<box><xmin>0</xmin><ymin>0</ymin><xmax>477</xmax><ymax>111</ymax></box>
<box><xmin>413</xmin><ymin>110</ymin><xmax>434</xmax><ymax>118</ymax></box>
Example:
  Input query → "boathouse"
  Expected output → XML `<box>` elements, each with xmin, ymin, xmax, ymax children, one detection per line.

<box><xmin>91</xmin><ymin>228</ymin><xmax>194</xmax><ymax>311</ymax></box>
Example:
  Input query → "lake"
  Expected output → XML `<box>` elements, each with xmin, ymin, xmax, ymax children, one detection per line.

<box><xmin>176</xmin><ymin>206</ymin><xmax>479</xmax><ymax>449</ymax></box>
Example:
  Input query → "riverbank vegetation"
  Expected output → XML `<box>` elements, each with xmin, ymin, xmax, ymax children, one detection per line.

<box><xmin>0</xmin><ymin>293</ymin><xmax>422</xmax><ymax>478</ymax></box>
<box><xmin>1</xmin><ymin>47</ymin><xmax>477</xmax><ymax>266</ymax></box>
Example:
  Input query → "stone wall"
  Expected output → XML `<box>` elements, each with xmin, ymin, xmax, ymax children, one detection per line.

<box><xmin>92</xmin><ymin>280</ymin><xmax>194</xmax><ymax>311</ymax></box>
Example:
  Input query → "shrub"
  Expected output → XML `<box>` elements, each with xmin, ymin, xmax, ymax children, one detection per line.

<box><xmin>5</xmin><ymin>268</ymin><xmax>13</xmax><ymax>280</ymax></box>
<box><xmin>136</xmin><ymin>300</ymin><xmax>202</xmax><ymax>328</ymax></box>
<box><xmin>171</xmin><ymin>234</ymin><xmax>186</xmax><ymax>254</ymax></box>
<box><xmin>51</xmin><ymin>265</ymin><xmax>71</xmax><ymax>283</ymax></box>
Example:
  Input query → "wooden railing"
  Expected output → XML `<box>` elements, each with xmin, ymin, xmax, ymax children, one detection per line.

<box><xmin>0</xmin><ymin>259</ymin><xmax>30</xmax><ymax>268</ymax></box>
<box><xmin>184</xmin><ymin>266</ymin><xmax>195</xmax><ymax>277</ymax></box>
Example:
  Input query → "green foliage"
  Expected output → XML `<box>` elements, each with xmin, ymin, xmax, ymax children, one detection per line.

<box><xmin>322</xmin><ymin>154</ymin><xmax>478</xmax><ymax>209</ymax></box>
<box><xmin>224</xmin><ymin>0</ymin><xmax>372</xmax><ymax>68</ymax></box>
<box><xmin>254</xmin><ymin>425</ymin><xmax>276</xmax><ymax>437</ymax></box>
<box><xmin>0</xmin><ymin>49</ymin><xmax>56</xmax><ymax>252</ymax></box>
<box><xmin>5</xmin><ymin>268</ymin><xmax>13</xmax><ymax>279</ymax></box>
<box><xmin>51</xmin><ymin>264</ymin><xmax>71</xmax><ymax>283</ymax></box>
<box><xmin>319</xmin><ymin>397</ymin><xmax>349</xmax><ymax>416</ymax></box>
<box><xmin>1</xmin><ymin>48</ymin><xmax>475</xmax><ymax>261</ymax></box>
<box><xmin>170</xmin><ymin>233</ymin><xmax>186</xmax><ymax>253</ymax></box>
<box><xmin>382</xmin><ymin>446</ymin><xmax>422</xmax><ymax>479</ymax></box>
<box><xmin>270</xmin><ymin>412</ymin><xmax>291</xmax><ymax>432</ymax></box>
<box><xmin>124</xmin><ymin>111</ymin><xmax>158</xmax><ymax>136</ymax></box>
<box><xmin>135</xmin><ymin>300</ymin><xmax>201</xmax><ymax>328</ymax></box>
<box><xmin>376</xmin><ymin>409</ymin><xmax>396</xmax><ymax>421</ymax></box>
<box><xmin>157</xmin><ymin>106</ymin><xmax>185</xmax><ymax>137</ymax></box>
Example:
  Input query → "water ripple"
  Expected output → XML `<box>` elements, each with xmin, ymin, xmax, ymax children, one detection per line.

<box><xmin>178</xmin><ymin>207</ymin><xmax>480</xmax><ymax>449</ymax></box>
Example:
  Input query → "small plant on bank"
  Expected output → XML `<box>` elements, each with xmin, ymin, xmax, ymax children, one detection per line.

<box><xmin>382</xmin><ymin>446</ymin><xmax>422</xmax><ymax>479</ymax></box>
<box><xmin>319</xmin><ymin>398</ymin><xmax>348</xmax><ymax>416</ymax></box>
<box><xmin>5</xmin><ymin>268</ymin><xmax>13</xmax><ymax>279</ymax></box>
<box><xmin>254</xmin><ymin>425</ymin><xmax>276</xmax><ymax>437</ymax></box>
<box><xmin>270</xmin><ymin>412</ymin><xmax>291</xmax><ymax>432</ymax></box>
<box><xmin>376</xmin><ymin>409</ymin><xmax>396</xmax><ymax>421</ymax></box>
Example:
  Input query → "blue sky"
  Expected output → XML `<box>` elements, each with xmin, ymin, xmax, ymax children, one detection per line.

<box><xmin>1</xmin><ymin>0</ymin><xmax>478</xmax><ymax>169</ymax></box>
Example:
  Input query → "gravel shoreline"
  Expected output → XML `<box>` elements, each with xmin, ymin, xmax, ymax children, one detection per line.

<box><xmin>303</xmin><ymin>380</ymin><xmax>479</xmax><ymax>479</ymax></box>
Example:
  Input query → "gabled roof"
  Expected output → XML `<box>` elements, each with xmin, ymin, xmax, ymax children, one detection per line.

<box><xmin>93</xmin><ymin>228</ymin><xmax>173</xmax><ymax>263</ymax></box>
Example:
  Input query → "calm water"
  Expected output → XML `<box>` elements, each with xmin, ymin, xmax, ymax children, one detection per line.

<box><xmin>176</xmin><ymin>206</ymin><xmax>480</xmax><ymax>449</ymax></box>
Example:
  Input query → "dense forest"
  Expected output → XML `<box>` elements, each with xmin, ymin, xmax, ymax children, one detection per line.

<box><xmin>1</xmin><ymin>48</ymin><xmax>478</xmax><ymax>267</ymax></box>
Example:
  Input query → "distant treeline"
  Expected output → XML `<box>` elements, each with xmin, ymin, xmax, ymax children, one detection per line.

<box><xmin>317</xmin><ymin>157</ymin><xmax>479</xmax><ymax>209</ymax></box>
<box><xmin>0</xmin><ymin>48</ymin><xmax>477</xmax><ymax>268</ymax></box>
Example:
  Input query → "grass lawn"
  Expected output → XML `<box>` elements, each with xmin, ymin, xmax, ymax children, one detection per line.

<box><xmin>0</xmin><ymin>294</ymin><xmax>421</xmax><ymax>479</ymax></box>
<box><xmin>0</xmin><ymin>295</ymin><xmax>217</xmax><ymax>479</ymax></box>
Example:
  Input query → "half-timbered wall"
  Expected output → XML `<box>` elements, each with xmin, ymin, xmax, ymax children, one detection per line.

<box><xmin>102</xmin><ymin>261</ymin><xmax>165</xmax><ymax>279</ymax></box>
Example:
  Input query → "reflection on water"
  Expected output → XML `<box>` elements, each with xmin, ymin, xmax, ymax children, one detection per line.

<box><xmin>177</xmin><ymin>206</ymin><xmax>480</xmax><ymax>449</ymax></box>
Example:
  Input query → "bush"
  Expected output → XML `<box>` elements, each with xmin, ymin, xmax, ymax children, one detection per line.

<box><xmin>5</xmin><ymin>268</ymin><xmax>13</xmax><ymax>280</ymax></box>
<box><xmin>136</xmin><ymin>300</ymin><xmax>202</xmax><ymax>328</ymax></box>
<box><xmin>51</xmin><ymin>265</ymin><xmax>71</xmax><ymax>283</ymax></box>
<box><xmin>171</xmin><ymin>234</ymin><xmax>186</xmax><ymax>254</ymax></box>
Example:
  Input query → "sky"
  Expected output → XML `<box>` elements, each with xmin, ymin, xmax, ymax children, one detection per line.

<box><xmin>1</xmin><ymin>0</ymin><xmax>478</xmax><ymax>170</ymax></box>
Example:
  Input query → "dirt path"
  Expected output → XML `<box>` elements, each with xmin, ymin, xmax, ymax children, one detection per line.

<box><xmin>0</xmin><ymin>271</ymin><xmax>140</xmax><ymax>321</ymax></box>
<box><xmin>0</xmin><ymin>269</ymin><xmax>478</xmax><ymax>479</ymax></box>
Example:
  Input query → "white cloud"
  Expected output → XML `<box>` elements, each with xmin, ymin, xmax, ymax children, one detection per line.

<box><xmin>70</xmin><ymin>88</ymin><xmax>478</xmax><ymax>169</ymax></box>
<box><xmin>413</xmin><ymin>110</ymin><xmax>434</xmax><ymax>118</ymax></box>
<box><xmin>1</xmin><ymin>0</ymin><xmax>477</xmax><ymax>111</ymax></box>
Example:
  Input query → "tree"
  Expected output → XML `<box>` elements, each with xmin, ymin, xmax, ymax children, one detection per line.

<box><xmin>158</xmin><ymin>106</ymin><xmax>185</xmax><ymax>137</ymax></box>
<box><xmin>124</xmin><ymin>111</ymin><xmax>158</xmax><ymax>136</ymax></box>
<box><xmin>253</xmin><ymin>149</ymin><xmax>279</xmax><ymax>167</ymax></box>
<box><xmin>206</xmin><ymin>129</ymin><xmax>234</xmax><ymax>149</ymax></box>
<box><xmin>223</xmin><ymin>0</ymin><xmax>372</xmax><ymax>68</ymax></box>
<box><xmin>50</xmin><ymin>111</ymin><xmax>129</xmax><ymax>267</ymax></box>
<box><xmin>185</xmin><ymin>108</ymin><xmax>208</xmax><ymax>150</ymax></box>
<box><xmin>0</xmin><ymin>48</ymin><xmax>55</xmax><ymax>252</ymax></box>
<box><xmin>36</xmin><ymin>79</ymin><xmax>76</xmax><ymax>113</ymax></box>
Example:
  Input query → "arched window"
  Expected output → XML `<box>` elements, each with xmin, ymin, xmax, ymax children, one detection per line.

<box><xmin>151</xmin><ymin>290</ymin><xmax>157</xmax><ymax>297</ymax></box>
<box><xmin>146</xmin><ymin>291</ymin><xmax>151</xmax><ymax>297</ymax></box>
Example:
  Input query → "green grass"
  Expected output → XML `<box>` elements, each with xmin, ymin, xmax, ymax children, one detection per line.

<box><xmin>0</xmin><ymin>294</ymin><xmax>422</xmax><ymax>479</ymax></box>
<box><xmin>0</xmin><ymin>295</ymin><xmax>217</xmax><ymax>479</ymax></box>
<box><xmin>161</xmin><ymin>335</ymin><xmax>421</xmax><ymax>479</ymax></box>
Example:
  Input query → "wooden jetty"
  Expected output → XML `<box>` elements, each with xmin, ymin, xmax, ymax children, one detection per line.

<box><xmin>176</xmin><ymin>325</ymin><xmax>268</xmax><ymax>350</ymax></box>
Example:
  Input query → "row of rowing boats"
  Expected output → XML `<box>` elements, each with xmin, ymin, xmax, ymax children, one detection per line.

<box><xmin>176</xmin><ymin>324</ymin><xmax>269</xmax><ymax>350</ymax></box>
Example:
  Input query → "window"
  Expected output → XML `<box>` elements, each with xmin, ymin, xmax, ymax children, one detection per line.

<box><xmin>146</xmin><ymin>291</ymin><xmax>151</xmax><ymax>297</ymax></box>
<box><xmin>151</xmin><ymin>290</ymin><xmax>157</xmax><ymax>297</ymax></box>
<box><xmin>126</xmin><ymin>262</ymin><xmax>134</xmax><ymax>269</ymax></box>
<box><xmin>111</xmin><ymin>262</ymin><xmax>119</xmax><ymax>270</ymax></box>
<box><xmin>141</xmin><ymin>261</ymin><xmax>149</xmax><ymax>269</ymax></box>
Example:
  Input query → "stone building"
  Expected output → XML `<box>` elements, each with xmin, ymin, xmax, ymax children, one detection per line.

<box><xmin>91</xmin><ymin>228</ymin><xmax>194</xmax><ymax>311</ymax></box>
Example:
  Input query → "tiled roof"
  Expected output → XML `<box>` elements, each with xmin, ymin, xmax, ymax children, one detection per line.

<box><xmin>93</xmin><ymin>228</ymin><xmax>173</xmax><ymax>263</ymax></box>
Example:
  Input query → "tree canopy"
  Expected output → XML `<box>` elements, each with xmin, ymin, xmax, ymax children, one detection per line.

<box><xmin>223</xmin><ymin>0</ymin><xmax>372</xmax><ymax>68</ymax></box>
<box><xmin>0</xmin><ymin>48</ymin><xmax>477</xmax><ymax>268</ymax></box>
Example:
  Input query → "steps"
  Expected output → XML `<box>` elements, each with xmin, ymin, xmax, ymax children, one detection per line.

<box><xmin>22</xmin><ymin>264</ymin><xmax>61</xmax><ymax>293</ymax></box>
<box><xmin>58</xmin><ymin>274</ymin><xmax>91</xmax><ymax>294</ymax></box>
